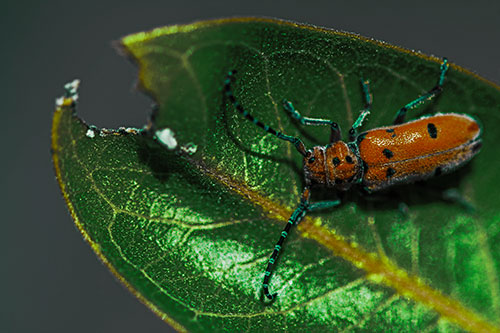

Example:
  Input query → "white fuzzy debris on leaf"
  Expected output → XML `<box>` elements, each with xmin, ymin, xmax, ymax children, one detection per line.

<box><xmin>181</xmin><ymin>143</ymin><xmax>198</xmax><ymax>155</ymax></box>
<box><xmin>55</xmin><ymin>97</ymin><xmax>65</xmax><ymax>106</ymax></box>
<box><xmin>155</xmin><ymin>128</ymin><xmax>178</xmax><ymax>150</ymax></box>
<box><xmin>86</xmin><ymin>128</ymin><xmax>95</xmax><ymax>138</ymax></box>
<box><xmin>64</xmin><ymin>79</ymin><xmax>80</xmax><ymax>93</ymax></box>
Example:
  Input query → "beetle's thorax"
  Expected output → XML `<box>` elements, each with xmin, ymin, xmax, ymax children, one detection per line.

<box><xmin>303</xmin><ymin>142</ymin><xmax>361</xmax><ymax>190</ymax></box>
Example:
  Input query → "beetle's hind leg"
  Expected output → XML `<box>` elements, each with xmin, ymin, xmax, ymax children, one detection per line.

<box><xmin>442</xmin><ymin>188</ymin><xmax>476</xmax><ymax>213</ymax></box>
<box><xmin>393</xmin><ymin>58</ymin><xmax>449</xmax><ymax>125</ymax></box>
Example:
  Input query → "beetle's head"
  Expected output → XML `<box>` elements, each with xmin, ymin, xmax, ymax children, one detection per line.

<box><xmin>303</xmin><ymin>142</ymin><xmax>360</xmax><ymax>190</ymax></box>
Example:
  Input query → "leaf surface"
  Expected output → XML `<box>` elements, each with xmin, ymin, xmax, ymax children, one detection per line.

<box><xmin>52</xmin><ymin>18</ymin><xmax>500</xmax><ymax>332</ymax></box>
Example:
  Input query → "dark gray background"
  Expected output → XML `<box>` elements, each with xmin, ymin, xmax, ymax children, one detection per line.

<box><xmin>3</xmin><ymin>1</ymin><xmax>499</xmax><ymax>332</ymax></box>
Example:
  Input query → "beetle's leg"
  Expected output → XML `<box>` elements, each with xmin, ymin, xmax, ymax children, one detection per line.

<box><xmin>282</xmin><ymin>99</ymin><xmax>342</xmax><ymax>144</ymax></box>
<box><xmin>442</xmin><ymin>188</ymin><xmax>475</xmax><ymax>213</ymax></box>
<box><xmin>262</xmin><ymin>188</ymin><xmax>340</xmax><ymax>301</ymax></box>
<box><xmin>349</xmin><ymin>79</ymin><xmax>372</xmax><ymax>141</ymax></box>
<box><xmin>393</xmin><ymin>58</ymin><xmax>449</xmax><ymax>125</ymax></box>
<box><xmin>225</xmin><ymin>71</ymin><xmax>307</xmax><ymax>156</ymax></box>
<box><xmin>307</xmin><ymin>199</ymin><xmax>341</xmax><ymax>211</ymax></box>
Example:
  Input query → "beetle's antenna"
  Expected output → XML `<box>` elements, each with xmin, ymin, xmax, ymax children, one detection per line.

<box><xmin>262</xmin><ymin>188</ymin><xmax>311</xmax><ymax>300</ymax></box>
<box><xmin>224</xmin><ymin>71</ymin><xmax>307</xmax><ymax>156</ymax></box>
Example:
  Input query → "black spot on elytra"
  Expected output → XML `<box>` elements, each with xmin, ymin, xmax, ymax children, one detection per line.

<box><xmin>435</xmin><ymin>167</ymin><xmax>442</xmax><ymax>176</ymax></box>
<box><xmin>427</xmin><ymin>123</ymin><xmax>438</xmax><ymax>139</ymax></box>
<box><xmin>386</xmin><ymin>167</ymin><xmax>396</xmax><ymax>178</ymax></box>
<box><xmin>308</xmin><ymin>157</ymin><xmax>316</xmax><ymax>163</ymax></box>
<box><xmin>382</xmin><ymin>148</ymin><xmax>394</xmax><ymax>159</ymax></box>
<box><xmin>332</xmin><ymin>157</ymin><xmax>340</xmax><ymax>166</ymax></box>
<box><xmin>345</xmin><ymin>155</ymin><xmax>354</xmax><ymax>163</ymax></box>
<box><xmin>386</xmin><ymin>128</ymin><xmax>396</xmax><ymax>138</ymax></box>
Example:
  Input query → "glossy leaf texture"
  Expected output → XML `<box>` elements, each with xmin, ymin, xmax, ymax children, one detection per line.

<box><xmin>52</xmin><ymin>18</ymin><xmax>500</xmax><ymax>332</ymax></box>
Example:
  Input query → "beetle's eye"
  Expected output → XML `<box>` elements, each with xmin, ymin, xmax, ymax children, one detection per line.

<box><xmin>308</xmin><ymin>157</ymin><xmax>316</xmax><ymax>163</ymax></box>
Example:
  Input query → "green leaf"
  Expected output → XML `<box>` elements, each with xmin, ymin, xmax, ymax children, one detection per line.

<box><xmin>52</xmin><ymin>18</ymin><xmax>500</xmax><ymax>332</ymax></box>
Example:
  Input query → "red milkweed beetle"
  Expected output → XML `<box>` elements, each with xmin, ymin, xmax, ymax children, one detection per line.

<box><xmin>223</xmin><ymin>58</ymin><xmax>482</xmax><ymax>300</ymax></box>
